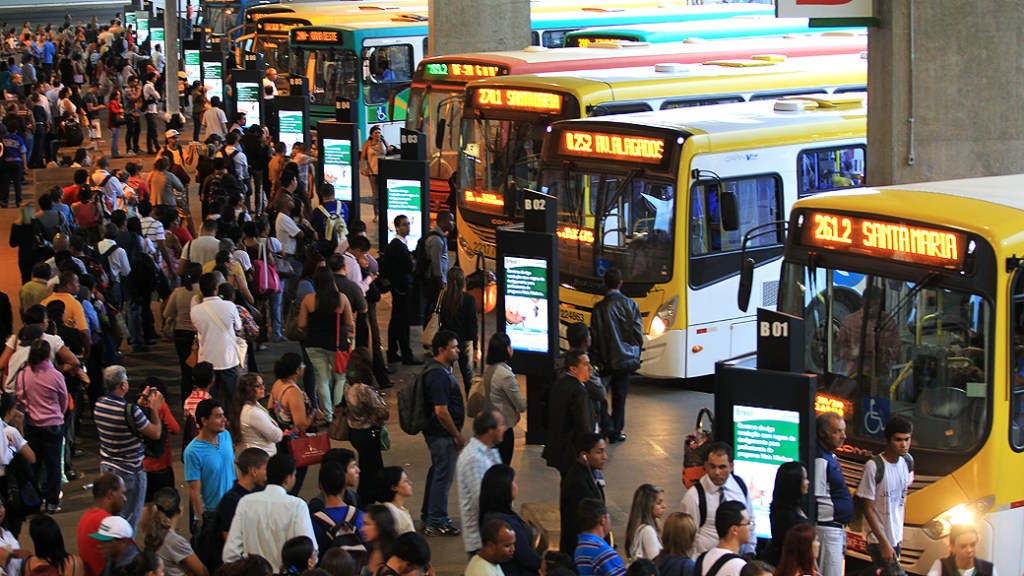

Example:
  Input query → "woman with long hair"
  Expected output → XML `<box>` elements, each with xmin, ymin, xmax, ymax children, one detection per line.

<box><xmin>279</xmin><ymin>536</ymin><xmax>316</xmax><ymax>575</ymax></box>
<box><xmin>361</xmin><ymin>504</ymin><xmax>398</xmax><ymax>575</ymax></box>
<box><xmin>319</xmin><ymin>548</ymin><xmax>356</xmax><ymax>576</ymax></box>
<box><xmin>483</xmin><ymin>332</ymin><xmax>524</xmax><ymax>464</ymax></box>
<box><xmin>478</xmin><ymin>464</ymin><xmax>542</xmax><ymax>576</ymax></box>
<box><xmin>774</xmin><ymin>524</ymin><xmax>819</xmax><ymax>576</ymax></box>
<box><xmin>653</xmin><ymin>512</ymin><xmax>697</xmax><ymax>576</ymax></box>
<box><xmin>344</xmin><ymin>347</ymin><xmax>388</xmax><ymax>505</ymax></box>
<box><xmin>141</xmin><ymin>488</ymin><xmax>208</xmax><ymax>576</ymax></box>
<box><xmin>21</xmin><ymin>514</ymin><xmax>85</xmax><ymax>576</ymax></box>
<box><xmin>229</xmin><ymin>372</ymin><xmax>281</xmax><ymax>456</ymax></box>
<box><xmin>298</xmin><ymin>267</ymin><xmax>354</xmax><ymax>423</ymax></box>
<box><xmin>359</xmin><ymin>125</ymin><xmax>386</xmax><ymax>221</ymax></box>
<box><xmin>767</xmin><ymin>461</ymin><xmax>810</xmax><ymax>565</ymax></box>
<box><xmin>17</xmin><ymin>339</ymin><xmax>67</xmax><ymax>515</ymax></box>
<box><xmin>375</xmin><ymin>466</ymin><xmax>415</xmax><ymax>535</ymax></box>
<box><xmin>163</xmin><ymin>262</ymin><xmax>203</xmax><ymax>399</ymax></box>
<box><xmin>625</xmin><ymin>484</ymin><xmax>667</xmax><ymax>561</ymax></box>
<box><xmin>438</xmin><ymin>267</ymin><xmax>478</xmax><ymax>394</ymax></box>
<box><xmin>269</xmin><ymin>352</ymin><xmax>313</xmax><ymax>495</ymax></box>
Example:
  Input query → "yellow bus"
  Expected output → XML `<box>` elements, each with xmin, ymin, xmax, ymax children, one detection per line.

<box><xmin>726</xmin><ymin>174</ymin><xmax>1024</xmax><ymax>574</ymax></box>
<box><xmin>458</xmin><ymin>53</ymin><xmax>867</xmax><ymax>262</ymax></box>
<box><xmin>535</xmin><ymin>95</ymin><xmax>867</xmax><ymax>380</ymax></box>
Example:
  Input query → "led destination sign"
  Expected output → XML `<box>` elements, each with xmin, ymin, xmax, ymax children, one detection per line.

<box><xmin>423</xmin><ymin>62</ymin><xmax>504</xmax><ymax>81</ymax></box>
<box><xmin>258</xmin><ymin>20</ymin><xmax>309</xmax><ymax>34</ymax></box>
<box><xmin>557</xmin><ymin>130</ymin><xmax>667</xmax><ymax>165</ymax></box>
<box><xmin>473</xmin><ymin>88</ymin><xmax>562</xmax><ymax>113</ymax></box>
<box><xmin>292</xmin><ymin>29</ymin><xmax>342</xmax><ymax>44</ymax></box>
<box><xmin>798</xmin><ymin>210</ymin><xmax>969</xmax><ymax>271</ymax></box>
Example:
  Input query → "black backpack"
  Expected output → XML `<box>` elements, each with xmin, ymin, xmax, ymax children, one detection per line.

<box><xmin>124</xmin><ymin>402</ymin><xmax>166</xmax><ymax>459</ymax></box>
<box><xmin>5</xmin><ymin>450</ymin><xmax>41</xmax><ymax>516</ymax></box>
<box><xmin>413</xmin><ymin>230</ymin><xmax>442</xmax><ymax>280</ymax></box>
<box><xmin>695</xmin><ymin>551</ymin><xmax>745</xmax><ymax>576</ymax></box>
<box><xmin>221</xmin><ymin>148</ymin><xmax>240</xmax><ymax>178</ymax></box>
<box><xmin>129</xmin><ymin>249</ymin><xmax>161</xmax><ymax>295</ymax></box>
<box><xmin>312</xmin><ymin>507</ymin><xmax>367</xmax><ymax>568</ymax></box>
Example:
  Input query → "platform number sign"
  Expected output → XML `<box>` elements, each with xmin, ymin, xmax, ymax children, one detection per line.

<box><xmin>756</xmin><ymin>308</ymin><xmax>804</xmax><ymax>373</ymax></box>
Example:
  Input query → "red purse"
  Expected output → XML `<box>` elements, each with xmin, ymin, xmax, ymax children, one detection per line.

<box><xmin>287</xmin><ymin>432</ymin><xmax>330</xmax><ymax>467</ymax></box>
<box><xmin>334</xmin><ymin>312</ymin><xmax>350</xmax><ymax>374</ymax></box>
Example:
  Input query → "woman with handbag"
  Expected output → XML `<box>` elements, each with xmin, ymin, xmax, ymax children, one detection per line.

<box><xmin>162</xmin><ymin>262</ymin><xmax>202</xmax><ymax>399</ymax></box>
<box><xmin>15</xmin><ymin>339</ymin><xmax>68</xmax><ymax>515</ymax></box>
<box><xmin>298</xmin><ymin>268</ymin><xmax>354</xmax><ymax>425</ymax></box>
<box><xmin>343</xmin><ymin>347</ymin><xmax>389</xmax><ymax>506</ymax></box>
<box><xmin>438</xmin><ymin>267</ymin><xmax>478</xmax><ymax>395</ymax></box>
<box><xmin>359</xmin><ymin>125</ymin><xmax>387</xmax><ymax>222</ymax></box>
<box><xmin>228</xmin><ymin>373</ymin><xmax>281</xmax><ymax>456</ymax></box>
<box><xmin>107</xmin><ymin>89</ymin><xmax>125</xmax><ymax>158</ymax></box>
<box><xmin>269</xmin><ymin>352</ymin><xmax>315</xmax><ymax>495</ymax></box>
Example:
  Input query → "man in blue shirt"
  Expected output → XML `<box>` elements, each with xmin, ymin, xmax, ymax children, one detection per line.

<box><xmin>575</xmin><ymin>498</ymin><xmax>625</xmax><ymax>576</ymax></box>
<box><xmin>40</xmin><ymin>35</ymin><xmax>55</xmax><ymax>77</ymax></box>
<box><xmin>420</xmin><ymin>329</ymin><xmax>465</xmax><ymax>536</ymax></box>
<box><xmin>0</xmin><ymin>124</ymin><xmax>27</xmax><ymax>207</ymax></box>
<box><xmin>184</xmin><ymin>399</ymin><xmax>236</xmax><ymax>521</ymax></box>
<box><xmin>815</xmin><ymin>412</ymin><xmax>854</xmax><ymax>576</ymax></box>
<box><xmin>311</xmin><ymin>462</ymin><xmax>364</xmax><ymax>562</ymax></box>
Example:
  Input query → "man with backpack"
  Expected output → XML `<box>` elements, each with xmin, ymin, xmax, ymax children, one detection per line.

<box><xmin>416</xmin><ymin>210</ymin><xmax>453</xmax><ymax>328</ymax></box>
<box><xmin>680</xmin><ymin>442</ymin><xmax>755</xmax><ymax>557</ymax></box>
<box><xmin>419</xmin><ymin>329</ymin><xmax>465</xmax><ymax>537</ymax></box>
<box><xmin>91</xmin><ymin>156</ymin><xmax>126</xmax><ymax>213</ymax></box>
<box><xmin>856</xmin><ymin>415</ymin><xmax>914</xmax><ymax>576</ymax></box>
<box><xmin>199</xmin><ymin>157</ymin><xmax>239</xmax><ymax>220</ymax></box>
<box><xmin>695</xmin><ymin>501</ymin><xmax>750</xmax><ymax>576</ymax></box>
<box><xmin>311</xmin><ymin>462</ymin><xmax>367</xmax><ymax>565</ymax></box>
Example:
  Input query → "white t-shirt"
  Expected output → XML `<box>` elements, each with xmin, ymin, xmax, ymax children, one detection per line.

<box><xmin>275</xmin><ymin>213</ymin><xmax>301</xmax><ymax>256</ymax></box>
<box><xmin>3</xmin><ymin>333</ymin><xmax>66</xmax><ymax>392</ymax></box>
<box><xmin>697</xmin><ymin>547</ymin><xmax>746</xmax><ymax>576</ymax></box>
<box><xmin>856</xmin><ymin>456</ymin><xmax>913</xmax><ymax>546</ymax></box>
<box><xmin>629</xmin><ymin>523</ymin><xmax>663</xmax><ymax>561</ymax></box>
<box><xmin>465</xmin><ymin>554</ymin><xmax>504</xmax><ymax>576</ymax></box>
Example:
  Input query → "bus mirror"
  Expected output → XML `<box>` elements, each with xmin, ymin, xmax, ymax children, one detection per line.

<box><xmin>720</xmin><ymin>191</ymin><xmax>740</xmax><ymax>232</ymax></box>
<box><xmin>435</xmin><ymin>118</ymin><xmax>447</xmax><ymax>150</ymax></box>
<box><xmin>738</xmin><ymin>257</ymin><xmax>755</xmax><ymax>312</ymax></box>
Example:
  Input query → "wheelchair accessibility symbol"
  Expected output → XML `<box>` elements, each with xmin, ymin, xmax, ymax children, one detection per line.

<box><xmin>861</xmin><ymin>397</ymin><xmax>890</xmax><ymax>437</ymax></box>
<box><xmin>376</xmin><ymin>106</ymin><xmax>388</xmax><ymax>121</ymax></box>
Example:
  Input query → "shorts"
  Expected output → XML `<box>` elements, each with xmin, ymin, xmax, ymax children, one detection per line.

<box><xmin>144</xmin><ymin>467</ymin><xmax>175</xmax><ymax>503</ymax></box>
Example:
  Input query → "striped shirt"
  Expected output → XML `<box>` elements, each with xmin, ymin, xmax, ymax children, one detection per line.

<box><xmin>95</xmin><ymin>395</ymin><xmax>150</xmax><ymax>473</ymax></box>
<box><xmin>575</xmin><ymin>533</ymin><xmax>626</xmax><ymax>576</ymax></box>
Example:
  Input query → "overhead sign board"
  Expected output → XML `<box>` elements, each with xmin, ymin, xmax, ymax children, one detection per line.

<box><xmin>777</xmin><ymin>0</ymin><xmax>873</xmax><ymax>19</ymax></box>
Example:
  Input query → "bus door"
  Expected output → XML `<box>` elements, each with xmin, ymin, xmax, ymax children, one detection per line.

<box><xmin>362</xmin><ymin>42</ymin><xmax>416</xmax><ymax>144</ymax></box>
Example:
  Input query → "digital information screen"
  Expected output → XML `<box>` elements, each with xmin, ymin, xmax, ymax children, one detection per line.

<box><xmin>202</xmin><ymin>61</ymin><xmax>223</xmax><ymax>104</ymax></box>
<box><xmin>385</xmin><ymin>179</ymin><xmax>423</xmax><ymax>246</ymax></box>
<box><xmin>125</xmin><ymin>12</ymin><xmax>137</xmax><ymax>30</ymax></box>
<box><xmin>733</xmin><ymin>405</ymin><xmax>800</xmax><ymax>540</ymax></box>
<box><xmin>797</xmin><ymin>210</ymin><xmax>969</xmax><ymax>271</ymax></box>
<box><xmin>278</xmin><ymin>110</ymin><xmax>305</xmax><ymax>152</ymax></box>
<box><xmin>503</xmin><ymin>257</ymin><xmax>550</xmax><ymax>353</ymax></box>
<box><xmin>136</xmin><ymin>14</ymin><xmax>150</xmax><ymax>44</ymax></box>
<box><xmin>235</xmin><ymin>82</ymin><xmax>262</xmax><ymax>125</ymax></box>
<box><xmin>184</xmin><ymin>50</ymin><xmax>201</xmax><ymax>85</ymax></box>
<box><xmin>150</xmin><ymin>27</ymin><xmax>165</xmax><ymax>49</ymax></box>
<box><xmin>323</xmin><ymin>138</ymin><xmax>353</xmax><ymax>202</ymax></box>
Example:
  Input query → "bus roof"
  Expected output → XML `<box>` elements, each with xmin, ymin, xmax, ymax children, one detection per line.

<box><xmin>529</xmin><ymin>2</ymin><xmax>773</xmax><ymax>26</ymax></box>
<box><xmin>547</xmin><ymin>94</ymin><xmax>867</xmax><ymax>139</ymax></box>
<box><xmin>413</xmin><ymin>33</ymin><xmax>868</xmax><ymax>80</ymax></box>
<box><xmin>563</xmin><ymin>17</ymin><xmax>863</xmax><ymax>45</ymax></box>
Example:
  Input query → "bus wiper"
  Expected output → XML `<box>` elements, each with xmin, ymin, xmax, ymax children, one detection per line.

<box><xmin>562</xmin><ymin>160</ymin><xmax>585</xmax><ymax>260</ymax></box>
<box><xmin>878</xmin><ymin>272</ymin><xmax>941</xmax><ymax>333</ymax></box>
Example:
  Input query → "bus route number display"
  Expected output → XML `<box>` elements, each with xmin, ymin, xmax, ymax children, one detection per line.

<box><xmin>472</xmin><ymin>88</ymin><xmax>562</xmax><ymax>113</ymax></box>
<box><xmin>423</xmin><ymin>62</ymin><xmax>503</xmax><ymax>80</ymax></box>
<box><xmin>292</xmin><ymin>29</ymin><xmax>341</xmax><ymax>44</ymax></box>
<box><xmin>558</xmin><ymin>130</ymin><xmax>666</xmax><ymax>165</ymax></box>
<box><xmin>798</xmin><ymin>210</ymin><xmax>969</xmax><ymax>271</ymax></box>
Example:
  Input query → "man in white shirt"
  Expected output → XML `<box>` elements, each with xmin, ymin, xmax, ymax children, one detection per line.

<box><xmin>680</xmin><ymin>443</ymin><xmax>755</xmax><ymax>557</ymax></box>
<box><xmin>203</xmin><ymin>98</ymin><xmax>228</xmax><ymax>139</ymax></box>
<box><xmin>223</xmin><ymin>452</ymin><xmax>317</xmax><ymax>569</ymax></box>
<box><xmin>142</xmin><ymin>72</ymin><xmax>161</xmax><ymax>154</ymax></box>
<box><xmin>457</xmin><ymin>411</ymin><xmax>505</xmax><ymax>555</ymax></box>
<box><xmin>466</xmin><ymin>520</ymin><xmax>516</xmax><ymax>576</ymax></box>
<box><xmin>274</xmin><ymin>193</ymin><xmax>303</xmax><ymax>258</ymax></box>
<box><xmin>218</xmin><ymin>132</ymin><xmax>249</xmax><ymax>184</ymax></box>
<box><xmin>190</xmin><ymin>273</ymin><xmax>241</xmax><ymax>405</ymax></box>
<box><xmin>91</xmin><ymin>157</ymin><xmax>125</xmax><ymax>212</ymax></box>
<box><xmin>138</xmin><ymin>201</ymin><xmax>170</xmax><ymax>272</ymax></box>
<box><xmin>695</xmin><ymin>501</ymin><xmax>749</xmax><ymax>576</ymax></box>
<box><xmin>97</xmin><ymin>223</ymin><xmax>131</xmax><ymax>307</ymax></box>
<box><xmin>857</xmin><ymin>415</ymin><xmax>914</xmax><ymax>576</ymax></box>
<box><xmin>178</xmin><ymin>220</ymin><xmax>222</xmax><ymax>273</ymax></box>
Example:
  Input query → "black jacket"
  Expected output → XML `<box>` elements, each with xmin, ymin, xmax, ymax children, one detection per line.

<box><xmin>590</xmin><ymin>291</ymin><xmax>643</xmax><ymax>374</ymax></box>
<box><xmin>559</xmin><ymin>460</ymin><xmax>605</xmax><ymax>555</ymax></box>
<box><xmin>383</xmin><ymin>237</ymin><xmax>414</xmax><ymax>294</ymax></box>
<box><xmin>439</xmin><ymin>293</ymin><xmax>478</xmax><ymax>345</ymax></box>
<box><xmin>542</xmin><ymin>373</ymin><xmax>597</xmax><ymax>474</ymax></box>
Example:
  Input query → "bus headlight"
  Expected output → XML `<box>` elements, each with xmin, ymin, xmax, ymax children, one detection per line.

<box><xmin>922</xmin><ymin>496</ymin><xmax>994</xmax><ymax>540</ymax></box>
<box><xmin>649</xmin><ymin>297</ymin><xmax>677</xmax><ymax>339</ymax></box>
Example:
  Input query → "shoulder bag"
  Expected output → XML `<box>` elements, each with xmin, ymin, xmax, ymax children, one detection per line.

<box><xmin>420</xmin><ymin>287</ymin><xmax>444</xmax><ymax>349</ymax></box>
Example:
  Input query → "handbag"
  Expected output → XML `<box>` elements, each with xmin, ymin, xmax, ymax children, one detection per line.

<box><xmin>253</xmin><ymin>240</ymin><xmax>281</xmax><ymax>296</ymax></box>
<box><xmin>334</xmin><ymin>313</ymin><xmax>350</xmax><ymax>374</ymax></box>
<box><xmin>161</xmin><ymin>315</ymin><xmax>177</xmax><ymax>340</ymax></box>
<box><xmin>380</xmin><ymin>424</ymin><xmax>391</xmax><ymax>451</ymax></box>
<box><xmin>328</xmin><ymin>403</ymin><xmax>350</xmax><ymax>441</ymax></box>
<box><xmin>275</xmin><ymin>253</ymin><xmax>296</xmax><ymax>278</ymax></box>
<box><xmin>682</xmin><ymin>408</ymin><xmax>715</xmax><ymax>489</ymax></box>
<box><xmin>420</xmin><ymin>288</ymin><xmax>444</xmax><ymax>349</ymax></box>
<box><xmin>185</xmin><ymin>337</ymin><xmax>199</xmax><ymax>368</ymax></box>
<box><xmin>287</xmin><ymin>432</ymin><xmax>330</xmax><ymax>467</ymax></box>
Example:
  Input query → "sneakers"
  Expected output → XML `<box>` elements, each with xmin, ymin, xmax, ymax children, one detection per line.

<box><xmin>423</xmin><ymin>524</ymin><xmax>461</xmax><ymax>537</ymax></box>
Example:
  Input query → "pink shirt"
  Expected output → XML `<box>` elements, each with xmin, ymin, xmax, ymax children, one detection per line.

<box><xmin>15</xmin><ymin>361</ymin><xmax>68</xmax><ymax>427</ymax></box>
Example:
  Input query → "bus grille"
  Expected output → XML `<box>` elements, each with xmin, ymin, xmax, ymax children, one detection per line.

<box><xmin>762</xmin><ymin>280</ymin><xmax>779</xmax><ymax>308</ymax></box>
<box><xmin>466</xmin><ymin>221</ymin><xmax>496</xmax><ymax>244</ymax></box>
<box><xmin>837</xmin><ymin>456</ymin><xmax>939</xmax><ymax>496</ymax></box>
<box><xmin>898</xmin><ymin>545</ymin><xmax>925</xmax><ymax>568</ymax></box>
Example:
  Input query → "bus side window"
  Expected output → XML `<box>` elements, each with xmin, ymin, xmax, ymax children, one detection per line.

<box><xmin>690</xmin><ymin>175</ymin><xmax>781</xmax><ymax>256</ymax></box>
<box><xmin>1010</xmin><ymin>271</ymin><xmax>1024</xmax><ymax>450</ymax></box>
<box><xmin>797</xmin><ymin>145</ymin><xmax>866</xmax><ymax>197</ymax></box>
<box><xmin>364</xmin><ymin>44</ymin><xmax>413</xmax><ymax>105</ymax></box>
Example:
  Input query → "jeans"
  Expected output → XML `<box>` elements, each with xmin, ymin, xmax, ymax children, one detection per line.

<box><xmin>497</xmin><ymin>426</ymin><xmax>515</xmax><ymax>465</ymax></box>
<box><xmin>101</xmin><ymin>463</ymin><xmax>147</xmax><ymax>532</ymax></box>
<box><xmin>214</xmin><ymin>366</ymin><xmax>240</xmax><ymax>407</ymax></box>
<box><xmin>145</xmin><ymin>112</ymin><xmax>159</xmax><ymax>152</ymax></box>
<box><xmin>867</xmin><ymin>543</ymin><xmax>906</xmax><ymax>576</ymax></box>
<box><xmin>816</xmin><ymin>525</ymin><xmax>847</xmax><ymax>576</ymax></box>
<box><xmin>350</xmin><ymin>426</ymin><xmax>383</xmax><ymax>505</ymax></box>
<box><xmin>125</xmin><ymin>289</ymin><xmax>145</xmax><ymax>349</ymax></box>
<box><xmin>457</xmin><ymin>340</ymin><xmax>473</xmax><ymax>396</ymax></box>
<box><xmin>174</xmin><ymin>330</ymin><xmax>197</xmax><ymax>399</ymax></box>
<box><xmin>192</xmin><ymin>113</ymin><xmax>202</xmax><ymax>142</ymax></box>
<box><xmin>387</xmin><ymin>288</ymin><xmax>413</xmax><ymax>360</ymax></box>
<box><xmin>0</xmin><ymin>161</ymin><xmax>23</xmax><ymax>205</ymax></box>
<box><xmin>268</xmin><ymin>290</ymin><xmax>283</xmax><ymax>338</ymax></box>
<box><xmin>607</xmin><ymin>371</ymin><xmax>631</xmax><ymax>436</ymax></box>
<box><xmin>126</xmin><ymin>115</ymin><xmax>140</xmax><ymax>152</ymax></box>
<box><xmin>110</xmin><ymin>126</ymin><xmax>121</xmax><ymax>157</ymax></box>
<box><xmin>306</xmin><ymin>346</ymin><xmax>342</xmax><ymax>421</ymax></box>
<box><xmin>421</xmin><ymin>434</ymin><xmax>457</xmax><ymax>527</ymax></box>
<box><xmin>30</xmin><ymin>124</ymin><xmax>44</xmax><ymax>168</ymax></box>
<box><xmin>25</xmin><ymin>423</ymin><xmax>64</xmax><ymax>506</ymax></box>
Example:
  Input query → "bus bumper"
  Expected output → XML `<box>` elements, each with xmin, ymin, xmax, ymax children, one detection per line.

<box><xmin>639</xmin><ymin>330</ymin><xmax>687</xmax><ymax>379</ymax></box>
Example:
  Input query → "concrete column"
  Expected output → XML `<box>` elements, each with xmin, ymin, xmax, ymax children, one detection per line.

<box><xmin>868</xmin><ymin>0</ymin><xmax>1024</xmax><ymax>186</ymax></box>
<box><xmin>428</xmin><ymin>0</ymin><xmax>530</xmax><ymax>57</ymax></box>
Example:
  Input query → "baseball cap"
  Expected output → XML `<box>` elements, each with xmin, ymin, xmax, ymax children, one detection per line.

<box><xmin>89</xmin><ymin>516</ymin><xmax>133</xmax><ymax>541</ymax></box>
<box><xmin>165</xmin><ymin>129</ymin><xmax>179</xmax><ymax>139</ymax></box>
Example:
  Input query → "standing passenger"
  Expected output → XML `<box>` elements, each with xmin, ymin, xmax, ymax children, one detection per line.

<box><xmin>857</xmin><ymin>415</ymin><xmax>914</xmax><ymax>576</ymax></box>
<box><xmin>814</xmin><ymin>412</ymin><xmax>853</xmax><ymax>576</ymax></box>
<box><xmin>588</xmin><ymin>267</ymin><xmax>641</xmax><ymax>444</ymax></box>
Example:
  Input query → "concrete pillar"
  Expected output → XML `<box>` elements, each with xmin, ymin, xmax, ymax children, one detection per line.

<box><xmin>868</xmin><ymin>0</ymin><xmax>1024</xmax><ymax>185</ymax></box>
<box><xmin>428</xmin><ymin>0</ymin><xmax>530</xmax><ymax>57</ymax></box>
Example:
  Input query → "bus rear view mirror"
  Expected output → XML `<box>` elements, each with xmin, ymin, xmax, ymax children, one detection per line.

<box><xmin>435</xmin><ymin>118</ymin><xmax>447</xmax><ymax>151</ymax></box>
<box><xmin>721</xmin><ymin>191</ymin><xmax>740</xmax><ymax>232</ymax></box>
<box><xmin>738</xmin><ymin>257</ymin><xmax>755</xmax><ymax>312</ymax></box>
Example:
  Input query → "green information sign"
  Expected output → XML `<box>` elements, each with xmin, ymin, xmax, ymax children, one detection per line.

<box><xmin>503</xmin><ymin>256</ymin><xmax>549</xmax><ymax>353</ymax></box>
<box><xmin>151</xmin><ymin>27</ymin><xmax>165</xmax><ymax>45</ymax></box>
<box><xmin>733</xmin><ymin>405</ymin><xmax>800</xmax><ymax>539</ymax></box>
<box><xmin>126</xmin><ymin>12</ymin><xmax>137</xmax><ymax>29</ymax></box>
<box><xmin>184</xmin><ymin>50</ymin><xmax>201</xmax><ymax>85</ymax></box>
<box><xmin>136</xmin><ymin>14</ymin><xmax>149</xmax><ymax>44</ymax></box>
<box><xmin>278</xmin><ymin>110</ymin><xmax>305</xmax><ymax>152</ymax></box>
<box><xmin>323</xmin><ymin>139</ymin><xmax>353</xmax><ymax>202</ymax></box>
<box><xmin>385</xmin><ymin>178</ymin><xmax>423</xmax><ymax>246</ymax></box>
<box><xmin>235</xmin><ymin>82</ymin><xmax>262</xmax><ymax>125</ymax></box>
<box><xmin>202</xmin><ymin>61</ymin><xmax>223</xmax><ymax>104</ymax></box>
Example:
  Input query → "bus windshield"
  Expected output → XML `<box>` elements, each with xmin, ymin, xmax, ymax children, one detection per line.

<box><xmin>255</xmin><ymin>36</ymin><xmax>290</xmax><ymax>73</ymax></box>
<box><xmin>408</xmin><ymin>88</ymin><xmax>463</xmax><ymax>182</ymax></box>
<box><xmin>297</xmin><ymin>48</ymin><xmax>359</xmax><ymax>106</ymax></box>
<box><xmin>204</xmin><ymin>5</ymin><xmax>237</xmax><ymax>37</ymax></box>
<box><xmin>779</xmin><ymin>264</ymin><xmax>990</xmax><ymax>454</ymax></box>
<box><xmin>544</xmin><ymin>166</ymin><xmax>675</xmax><ymax>285</ymax></box>
<box><xmin>458</xmin><ymin>117</ymin><xmax>548</xmax><ymax>216</ymax></box>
